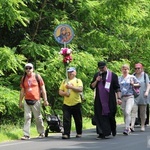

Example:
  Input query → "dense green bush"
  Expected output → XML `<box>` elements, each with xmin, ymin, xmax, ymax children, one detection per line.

<box><xmin>0</xmin><ymin>86</ymin><xmax>24</xmax><ymax>125</ymax></box>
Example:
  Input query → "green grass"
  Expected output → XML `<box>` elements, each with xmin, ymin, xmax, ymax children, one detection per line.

<box><xmin>0</xmin><ymin>117</ymin><xmax>124</xmax><ymax>143</ymax></box>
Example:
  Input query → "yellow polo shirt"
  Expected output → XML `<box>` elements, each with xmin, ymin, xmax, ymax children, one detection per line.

<box><xmin>59</xmin><ymin>77</ymin><xmax>83</xmax><ymax>106</ymax></box>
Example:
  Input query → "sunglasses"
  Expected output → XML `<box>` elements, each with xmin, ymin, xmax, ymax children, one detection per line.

<box><xmin>135</xmin><ymin>68</ymin><xmax>141</xmax><ymax>70</ymax></box>
<box><xmin>25</xmin><ymin>67</ymin><xmax>32</xmax><ymax>70</ymax></box>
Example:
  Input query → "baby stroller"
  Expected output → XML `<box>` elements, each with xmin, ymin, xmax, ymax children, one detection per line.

<box><xmin>44</xmin><ymin>108</ymin><xmax>63</xmax><ymax>137</ymax></box>
<box><xmin>44</xmin><ymin>98</ymin><xmax>63</xmax><ymax>137</ymax></box>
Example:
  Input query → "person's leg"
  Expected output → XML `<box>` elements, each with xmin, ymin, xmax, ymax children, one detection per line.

<box><xmin>72</xmin><ymin>103</ymin><xmax>82</xmax><ymax>136</ymax></box>
<box><xmin>32</xmin><ymin>100</ymin><xmax>44</xmax><ymax>136</ymax></box>
<box><xmin>124</xmin><ymin>96</ymin><xmax>134</xmax><ymax>130</ymax></box>
<box><xmin>94</xmin><ymin>101</ymin><xmax>103</xmax><ymax>138</ymax></box>
<box><xmin>139</xmin><ymin>105</ymin><xmax>147</xmax><ymax>131</ymax></box>
<box><xmin>62</xmin><ymin>104</ymin><xmax>71</xmax><ymax>138</ymax></box>
<box><xmin>130</xmin><ymin>103</ymin><xmax>138</xmax><ymax>131</ymax></box>
<box><xmin>121</xmin><ymin>97</ymin><xmax>126</xmax><ymax>124</ymax></box>
<box><xmin>22</xmin><ymin>101</ymin><xmax>32</xmax><ymax>138</ymax></box>
<box><xmin>145</xmin><ymin>104</ymin><xmax>149</xmax><ymax>125</ymax></box>
<box><xmin>109</xmin><ymin>113</ymin><xmax>116</xmax><ymax>136</ymax></box>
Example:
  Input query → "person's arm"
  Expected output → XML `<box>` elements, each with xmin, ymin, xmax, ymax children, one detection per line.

<box><xmin>144</xmin><ymin>74</ymin><xmax>150</xmax><ymax>97</ymax></box>
<box><xmin>131</xmin><ymin>76</ymin><xmax>140</xmax><ymax>87</ymax></box>
<box><xmin>66</xmin><ymin>84</ymin><xmax>83</xmax><ymax>92</ymax></box>
<box><xmin>59</xmin><ymin>80</ymin><xmax>70</xmax><ymax>97</ymax></box>
<box><xmin>116</xmin><ymin>91</ymin><xmax>122</xmax><ymax>105</ymax></box>
<box><xmin>66</xmin><ymin>78</ymin><xmax>83</xmax><ymax>92</ymax></box>
<box><xmin>90</xmin><ymin>72</ymin><xmax>100</xmax><ymax>89</ymax></box>
<box><xmin>114</xmin><ymin>73</ymin><xmax>122</xmax><ymax>105</ymax></box>
<box><xmin>19</xmin><ymin>88</ymin><xmax>25</xmax><ymax>108</ymax></box>
<box><xmin>41</xmin><ymin>85</ymin><xmax>49</xmax><ymax>106</ymax></box>
<box><xmin>91</xmin><ymin>80</ymin><xmax>99</xmax><ymax>89</ymax></box>
<box><xmin>59</xmin><ymin>89</ymin><xmax>70</xmax><ymax>97</ymax></box>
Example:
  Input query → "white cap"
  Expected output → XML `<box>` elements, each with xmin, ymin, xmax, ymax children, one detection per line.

<box><xmin>25</xmin><ymin>63</ymin><xmax>33</xmax><ymax>68</ymax></box>
<box><xmin>67</xmin><ymin>67</ymin><xmax>76</xmax><ymax>72</ymax></box>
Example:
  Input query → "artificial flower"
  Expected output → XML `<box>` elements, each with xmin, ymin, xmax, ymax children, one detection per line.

<box><xmin>59</xmin><ymin>48</ymin><xmax>73</xmax><ymax>64</ymax></box>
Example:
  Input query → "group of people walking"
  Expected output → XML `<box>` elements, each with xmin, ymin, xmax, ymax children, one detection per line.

<box><xmin>91</xmin><ymin>62</ymin><xmax>149</xmax><ymax>139</ymax></box>
<box><xmin>19</xmin><ymin>61</ymin><xmax>149</xmax><ymax>140</ymax></box>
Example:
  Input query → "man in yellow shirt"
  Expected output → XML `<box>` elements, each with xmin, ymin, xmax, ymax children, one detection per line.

<box><xmin>59</xmin><ymin>67</ymin><xmax>83</xmax><ymax>139</ymax></box>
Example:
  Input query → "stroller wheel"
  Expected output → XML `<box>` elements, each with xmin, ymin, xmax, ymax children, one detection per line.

<box><xmin>45</xmin><ymin>129</ymin><xmax>49</xmax><ymax>137</ymax></box>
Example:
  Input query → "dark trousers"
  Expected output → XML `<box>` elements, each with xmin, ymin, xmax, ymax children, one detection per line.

<box><xmin>145</xmin><ymin>104</ymin><xmax>149</xmax><ymax>124</ymax></box>
<box><xmin>95</xmin><ymin>113</ymin><xmax>116</xmax><ymax>136</ymax></box>
<box><xmin>63</xmin><ymin>103</ymin><xmax>82</xmax><ymax>136</ymax></box>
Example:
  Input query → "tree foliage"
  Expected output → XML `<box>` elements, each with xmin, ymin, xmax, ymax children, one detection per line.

<box><xmin>0</xmin><ymin>0</ymin><xmax>150</xmax><ymax>123</ymax></box>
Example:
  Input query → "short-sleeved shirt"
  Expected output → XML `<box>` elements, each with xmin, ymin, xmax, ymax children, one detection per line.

<box><xmin>59</xmin><ymin>77</ymin><xmax>83</xmax><ymax>106</ymax></box>
<box><xmin>119</xmin><ymin>74</ymin><xmax>140</xmax><ymax>97</ymax></box>
<box><xmin>20</xmin><ymin>73</ymin><xmax>44</xmax><ymax>100</ymax></box>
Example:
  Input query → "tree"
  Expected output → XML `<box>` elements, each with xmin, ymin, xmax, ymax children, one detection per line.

<box><xmin>0</xmin><ymin>0</ymin><xmax>150</xmax><ymax>123</ymax></box>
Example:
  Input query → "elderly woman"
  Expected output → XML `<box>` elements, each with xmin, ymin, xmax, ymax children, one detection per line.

<box><xmin>133</xmin><ymin>63</ymin><xmax>149</xmax><ymax>131</ymax></box>
<box><xmin>119</xmin><ymin>64</ymin><xmax>140</xmax><ymax>135</ymax></box>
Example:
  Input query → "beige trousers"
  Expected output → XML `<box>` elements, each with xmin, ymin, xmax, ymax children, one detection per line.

<box><xmin>23</xmin><ymin>100</ymin><xmax>44</xmax><ymax>136</ymax></box>
<box><xmin>121</xmin><ymin>95</ymin><xmax>134</xmax><ymax>129</ymax></box>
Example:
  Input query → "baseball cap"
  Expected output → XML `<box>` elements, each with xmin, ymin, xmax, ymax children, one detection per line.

<box><xmin>67</xmin><ymin>67</ymin><xmax>76</xmax><ymax>72</ymax></box>
<box><xmin>98</xmin><ymin>61</ymin><xmax>106</xmax><ymax>68</ymax></box>
<box><xmin>25</xmin><ymin>63</ymin><xmax>33</xmax><ymax>68</ymax></box>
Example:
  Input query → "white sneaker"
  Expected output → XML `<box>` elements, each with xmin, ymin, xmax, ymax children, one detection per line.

<box><xmin>21</xmin><ymin>135</ymin><xmax>30</xmax><ymax>140</ymax></box>
<box><xmin>38</xmin><ymin>133</ymin><xmax>45</xmax><ymax>138</ymax></box>
<box><xmin>141</xmin><ymin>127</ymin><xmax>145</xmax><ymax>132</ymax></box>
<box><xmin>123</xmin><ymin>129</ymin><xmax>131</xmax><ymax>135</ymax></box>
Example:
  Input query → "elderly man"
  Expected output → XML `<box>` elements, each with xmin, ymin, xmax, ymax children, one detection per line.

<box><xmin>19</xmin><ymin>63</ymin><xmax>49</xmax><ymax>140</ymax></box>
<box><xmin>59</xmin><ymin>67</ymin><xmax>83</xmax><ymax>139</ymax></box>
<box><xmin>90</xmin><ymin>61</ymin><xmax>121</xmax><ymax>139</ymax></box>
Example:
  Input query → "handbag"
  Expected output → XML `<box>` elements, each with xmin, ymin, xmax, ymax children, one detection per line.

<box><xmin>132</xmin><ymin>86</ymin><xmax>140</xmax><ymax>98</ymax></box>
<box><xmin>91</xmin><ymin>115</ymin><xmax>96</xmax><ymax>125</ymax></box>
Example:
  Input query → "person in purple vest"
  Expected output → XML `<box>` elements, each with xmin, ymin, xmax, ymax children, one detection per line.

<box><xmin>90</xmin><ymin>61</ymin><xmax>122</xmax><ymax>139</ymax></box>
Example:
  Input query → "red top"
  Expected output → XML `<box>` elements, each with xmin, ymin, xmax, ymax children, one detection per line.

<box><xmin>20</xmin><ymin>73</ymin><xmax>44</xmax><ymax>100</ymax></box>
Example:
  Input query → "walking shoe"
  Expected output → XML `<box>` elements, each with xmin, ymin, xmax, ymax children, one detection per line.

<box><xmin>112</xmin><ymin>130</ymin><xmax>116</xmax><ymax>136</ymax></box>
<box><xmin>141</xmin><ymin>127</ymin><xmax>145</xmax><ymax>132</ymax></box>
<box><xmin>123</xmin><ymin>129</ymin><xmax>130</xmax><ymax>135</ymax></box>
<box><xmin>21</xmin><ymin>135</ymin><xmax>30</xmax><ymax>140</ymax></box>
<box><xmin>62</xmin><ymin>134</ymin><xmax>70</xmax><ymax>139</ymax></box>
<box><xmin>96</xmin><ymin>134</ymin><xmax>105</xmax><ymax>140</ymax></box>
<box><xmin>130</xmin><ymin>127</ymin><xmax>135</xmax><ymax>132</ymax></box>
<box><xmin>38</xmin><ymin>133</ymin><xmax>45</xmax><ymax>138</ymax></box>
<box><xmin>76</xmin><ymin>134</ymin><xmax>82</xmax><ymax>138</ymax></box>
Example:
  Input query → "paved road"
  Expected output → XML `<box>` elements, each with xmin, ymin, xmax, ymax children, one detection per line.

<box><xmin>0</xmin><ymin>124</ymin><xmax>150</xmax><ymax>150</ymax></box>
